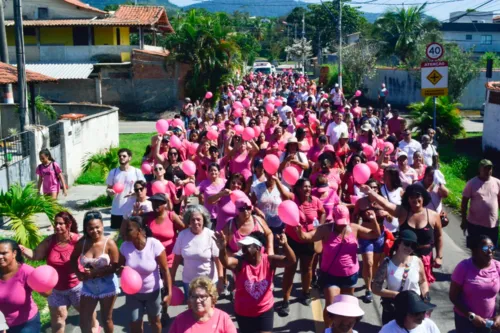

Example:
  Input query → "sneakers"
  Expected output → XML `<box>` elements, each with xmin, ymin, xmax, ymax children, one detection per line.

<box><xmin>363</xmin><ymin>290</ymin><xmax>373</xmax><ymax>303</ymax></box>
<box><xmin>301</xmin><ymin>292</ymin><xmax>312</xmax><ymax>306</ymax></box>
<box><xmin>277</xmin><ymin>300</ymin><xmax>290</xmax><ymax>317</ymax></box>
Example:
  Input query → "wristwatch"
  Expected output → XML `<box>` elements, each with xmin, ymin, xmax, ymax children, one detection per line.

<box><xmin>469</xmin><ymin>313</ymin><xmax>476</xmax><ymax>321</ymax></box>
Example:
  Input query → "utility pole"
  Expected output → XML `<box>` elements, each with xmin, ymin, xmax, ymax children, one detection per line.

<box><xmin>338</xmin><ymin>0</ymin><xmax>342</xmax><ymax>90</ymax></box>
<box><xmin>302</xmin><ymin>12</ymin><xmax>305</xmax><ymax>75</ymax></box>
<box><xmin>294</xmin><ymin>23</ymin><xmax>297</xmax><ymax>40</ymax></box>
<box><xmin>0</xmin><ymin>1</ymin><xmax>13</xmax><ymax>103</ymax></box>
<box><xmin>317</xmin><ymin>30</ymin><xmax>322</xmax><ymax>66</ymax></box>
<box><xmin>13</xmin><ymin>0</ymin><xmax>28</xmax><ymax>131</ymax></box>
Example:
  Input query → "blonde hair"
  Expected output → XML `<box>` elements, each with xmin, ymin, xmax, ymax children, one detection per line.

<box><xmin>188</xmin><ymin>276</ymin><xmax>218</xmax><ymax>305</ymax></box>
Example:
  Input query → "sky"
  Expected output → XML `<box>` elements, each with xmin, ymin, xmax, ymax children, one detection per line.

<box><xmin>168</xmin><ymin>0</ymin><xmax>500</xmax><ymax>21</ymax></box>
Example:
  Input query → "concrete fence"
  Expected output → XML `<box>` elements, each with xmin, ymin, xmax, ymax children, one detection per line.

<box><xmin>363</xmin><ymin>68</ymin><xmax>500</xmax><ymax>110</ymax></box>
<box><xmin>0</xmin><ymin>104</ymin><xmax>119</xmax><ymax>192</ymax></box>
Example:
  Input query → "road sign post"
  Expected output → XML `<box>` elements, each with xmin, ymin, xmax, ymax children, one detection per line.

<box><xmin>423</xmin><ymin>43</ymin><xmax>446</xmax><ymax>130</ymax></box>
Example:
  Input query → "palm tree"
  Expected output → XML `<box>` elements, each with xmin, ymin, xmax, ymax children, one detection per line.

<box><xmin>374</xmin><ymin>4</ymin><xmax>439</xmax><ymax>64</ymax></box>
<box><xmin>81</xmin><ymin>147</ymin><xmax>119</xmax><ymax>179</ymax></box>
<box><xmin>0</xmin><ymin>183</ymin><xmax>65</xmax><ymax>248</ymax></box>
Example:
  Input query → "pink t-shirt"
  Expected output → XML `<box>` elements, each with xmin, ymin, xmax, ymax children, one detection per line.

<box><xmin>198</xmin><ymin>179</ymin><xmax>226</xmax><ymax>219</ymax></box>
<box><xmin>234</xmin><ymin>254</ymin><xmax>275</xmax><ymax>317</ymax></box>
<box><xmin>321</xmin><ymin>228</ymin><xmax>359</xmax><ymax>277</ymax></box>
<box><xmin>169</xmin><ymin>308</ymin><xmax>237</xmax><ymax>333</ymax></box>
<box><xmin>463</xmin><ymin>176</ymin><xmax>500</xmax><ymax>228</ymax></box>
<box><xmin>144</xmin><ymin>211</ymin><xmax>176</xmax><ymax>267</ymax></box>
<box><xmin>285</xmin><ymin>195</ymin><xmax>324</xmax><ymax>243</ymax></box>
<box><xmin>229</xmin><ymin>151</ymin><xmax>252</xmax><ymax>180</ymax></box>
<box><xmin>120</xmin><ymin>237</ymin><xmax>165</xmax><ymax>293</ymax></box>
<box><xmin>451</xmin><ymin>258</ymin><xmax>500</xmax><ymax>319</ymax></box>
<box><xmin>36</xmin><ymin>162</ymin><xmax>62</xmax><ymax>194</ymax></box>
<box><xmin>216</xmin><ymin>196</ymin><xmax>237</xmax><ymax>232</ymax></box>
<box><xmin>0</xmin><ymin>264</ymin><xmax>38</xmax><ymax>327</ymax></box>
<box><xmin>312</xmin><ymin>189</ymin><xmax>340</xmax><ymax>222</ymax></box>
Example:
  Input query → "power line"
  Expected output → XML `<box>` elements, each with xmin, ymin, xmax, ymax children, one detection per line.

<box><xmin>441</xmin><ymin>0</ymin><xmax>494</xmax><ymax>22</ymax></box>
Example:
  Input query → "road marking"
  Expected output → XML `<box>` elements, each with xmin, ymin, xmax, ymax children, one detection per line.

<box><xmin>311</xmin><ymin>288</ymin><xmax>325</xmax><ymax>333</ymax></box>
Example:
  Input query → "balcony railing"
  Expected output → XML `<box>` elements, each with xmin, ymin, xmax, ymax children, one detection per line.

<box><xmin>8</xmin><ymin>45</ymin><xmax>134</xmax><ymax>63</ymax></box>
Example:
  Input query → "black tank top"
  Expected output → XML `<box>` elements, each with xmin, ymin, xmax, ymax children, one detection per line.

<box><xmin>400</xmin><ymin>208</ymin><xmax>434</xmax><ymax>256</ymax></box>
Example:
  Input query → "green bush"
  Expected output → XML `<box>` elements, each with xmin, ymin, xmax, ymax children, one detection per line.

<box><xmin>408</xmin><ymin>96</ymin><xmax>465</xmax><ymax>141</ymax></box>
<box><xmin>79</xmin><ymin>195</ymin><xmax>112</xmax><ymax>209</ymax></box>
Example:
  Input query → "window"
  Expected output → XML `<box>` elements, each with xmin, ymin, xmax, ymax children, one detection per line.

<box><xmin>72</xmin><ymin>27</ymin><xmax>93</xmax><ymax>45</ymax></box>
<box><xmin>465</xmin><ymin>34</ymin><xmax>472</xmax><ymax>40</ymax></box>
<box><xmin>481</xmin><ymin>35</ymin><xmax>492</xmax><ymax>45</ymax></box>
<box><xmin>38</xmin><ymin>7</ymin><xmax>48</xmax><ymax>19</ymax></box>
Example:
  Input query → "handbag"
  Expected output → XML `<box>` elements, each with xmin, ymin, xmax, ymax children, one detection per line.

<box><xmin>383</xmin><ymin>229</ymin><xmax>395</xmax><ymax>257</ymax></box>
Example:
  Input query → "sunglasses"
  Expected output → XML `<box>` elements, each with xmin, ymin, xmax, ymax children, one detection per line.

<box><xmin>169</xmin><ymin>152</ymin><xmax>178</xmax><ymax>156</ymax></box>
<box><xmin>134</xmin><ymin>187</ymin><xmax>145</xmax><ymax>193</ymax></box>
<box><xmin>84</xmin><ymin>212</ymin><xmax>102</xmax><ymax>221</ymax></box>
<box><xmin>154</xmin><ymin>167</ymin><xmax>163</xmax><ymax>171</ymax></box>
<box><xmin>238</xmin><ymin>206</ymin><xmax>252</xmax><ymax>212</ymax></box>
<box><xmin>482</xmin><ymin>245</ymin><xmax>496</xmax><ymax>253</ymax></box>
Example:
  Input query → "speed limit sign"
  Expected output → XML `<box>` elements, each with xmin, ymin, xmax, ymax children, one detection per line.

<box><xmin>426</xmin><ymin>43</ymin><xmax>444</xmax><ymax>60</ymax></box>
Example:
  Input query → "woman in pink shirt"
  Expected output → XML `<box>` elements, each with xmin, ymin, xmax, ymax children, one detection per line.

<box><xmin>296</xmin><ymin>205</ymin><xmax>381</xmax><ymax>328</ymax></box>
<box><xmin>19</xmin><ymin>212</ymin><xmax>92</xmax><ymax>333</ymax></box>
<box><xmin>0</xmin><ymin>239</ymin><xmax>44</xmax><ymax>332</ymax></box>
<box><xmin>225</xmin><ymin>132</ymin><xmax>259</xmax><ymax>181</ymax></box>
<box><xmin>198</xmin><ymin>163</ymin><xmax>226</xmax><ymax>228</ymax></box>
<box><xmin>450</xmin><ymin>235</ymin><xmax>500</xmax><ymax>333</ymax></box>
<box><xmin>214</xmin><ymin>231</ymin><xmax>296</xmax><ymax>333</ymax></box>
<box><xmin>169</xmin><ymin>276</ymin><xmax>237</xmax><ymax>333</ymax></box>
<box><xmin>36</xmin><ymin>148</ymin><xmax>67</xmax><ymax>198</ymax></box>
<box><xmin>208</xmin><ymin>173</ymin><xmax>246</xmax><ymax>232</ymax></box>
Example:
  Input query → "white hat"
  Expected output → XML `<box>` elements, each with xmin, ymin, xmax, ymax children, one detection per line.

<box><xmin>397</xmin><ymin>151</ymin><xmax>408</xmax><ymax>159</ymax></box>
<box><xmin>237</xmin><ymin>235</ymin><xmax>263</xmax><ymax>248</ymax></box>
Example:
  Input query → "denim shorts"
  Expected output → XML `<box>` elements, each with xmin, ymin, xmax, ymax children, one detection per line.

<box><xmin>358</xmin><ymin>233</ymin><xmax>385</xmax><ymax>254</ymax></box>
<box><xmin>81</xmin><ymin>274</ymin><xmax>119</xmax><ymax>299</ymax></box>
<box><xmin>7</xmin><ymin>313</ymin><xmax>40</xmax><ymax>333</ymax></box>
<box><xmin>48</xmin><ymin>283</ymin><xmax>82</xmax><ymax>308</ymax></box>
<box><xmin>318</xmin><ymin>271</ymin><xmax>359</xmax><ymax>289</ymax></box>
<box><xmin>126</xmin><ymin>288</ymin><xmax>162</xmax><ymax>322</ymax></box>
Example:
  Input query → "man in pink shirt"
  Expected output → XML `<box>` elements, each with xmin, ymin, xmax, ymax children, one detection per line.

<box><xmin>461</xmin><ymin>159</ymin><xmax>500</xmax><ymax>246</ymax></box>
<box><xmin>386</xmin><ymin>109</ymin><xmax>403</xmax><ymax>139</ymax></box>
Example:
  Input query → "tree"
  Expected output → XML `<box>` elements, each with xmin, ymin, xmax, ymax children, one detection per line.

<box><xmin>374</xmin><ymin>4</ymin><xmax>439</xmax><ymax>64</ymax></box>
<box><xmin>480</xmin><ymin>52</ymin><xmax>500</xmax><ymax>69</ymax></box>
<box><xmin>231</xmin><ymin>33</ymin><xmax>261</xmax><ymax>66</ymax></box>
<box><xmin>339</xmin><ymin>41</ymin><xmax>379</xmax><ymax>94</ymax></box>
<box><xmin>443</xmin><ymin>43</ymin><xmax>480</xmax><ymax>102</ymax></box>
<box><xmin>0</xmin><ymin>183</ymin><xmax>65</xmax><ymax>248</ymax></box>
<box><xmin>81</xmin><ymin>147</ymin><xmax>119</xmax><ymax>180</ymax></box>
<box><xmin>285</xmin><ymin>38</ymin><xmax>313</xmax><ymax>70</ymax></box>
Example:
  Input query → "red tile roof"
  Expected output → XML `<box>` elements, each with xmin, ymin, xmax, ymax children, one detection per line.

<box><xmin>133</xmin><ymin>48</ymin><xmax>170</xmax><ymax>57</ymax></box>
<box><xmin>4</xmin><ymin>5</ymin><xmax>174</xmax><ymax>32</ymax></box>
<box><xmin>63</xmin><ymin>0</ymin><xmax>107</xmax><ymax>15</ymax></box>
<box><xmin>494</xmin><ymin>15</ymin><xmax>500</xmax><ymax>22</ymax></box>
<box><xmin>0</xmin><ymin>62</ymin><xmax>57</xmax><ymax>84</ymax></box>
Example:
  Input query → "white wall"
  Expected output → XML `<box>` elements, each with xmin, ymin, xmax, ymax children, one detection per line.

<box><xmin>60</xmin><ymin>107</ymin><xmax>119</xmax><ymax>185</ymax></box>
<box><xmin>483</xmin><ymin>89</ymin><xmax>500</xmax><ymax>152</ymax></box>
<box><xmin>4</xmin><ymin>0</ymin><xmax>104</xmax><ymax>20</ymax></box>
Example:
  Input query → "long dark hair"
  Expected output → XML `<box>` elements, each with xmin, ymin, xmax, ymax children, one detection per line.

<box><xmin>384</xmin><ymin>165</ymin><xmax>402</xmax><ymax>189</ymax></box>
<box><xmin>82</xmin><ymin>211</ymin><xmax>103</xmax><ymax>238</ymax></box>
<box><xmin>0</xmin><ymin>239</ymin><xmax>24</xmax><ymax>263</ymax></box>
<box><xmin>346</xmin><ymin>153</ymin><xmax>365</xmax><ymax>173</ymax></box>
<box><xmin>54</xmin><ymin>211</ymin><xmax>78</xmax><ymax>234</ymax></box>
<box><xmin>39</xmin><ymin>148</ymin><xmax>54</xmax><ymax>162</ymax></box>
<box><xmin>225</xmin><ymin>173</ymin><xmax>246</xmax><ymax>192</ymax></box>
<box><xmin>127</xmin><ymin>216</ymin><xmax>153</xmax><ymax>238</ymax></box>
<box><xmin>293</xmin><ymin>178</ymin><xmax>311</xmax><ymax>202</ymax></box>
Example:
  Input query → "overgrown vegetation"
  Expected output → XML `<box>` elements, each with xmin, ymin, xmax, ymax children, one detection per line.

<box><xmin>79</xmin><ymin>194</ymin><xmax>112</xmax><ymax>209</ymax></box>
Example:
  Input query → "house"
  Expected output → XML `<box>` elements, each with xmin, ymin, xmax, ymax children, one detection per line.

<box><xmin>3</xmin><ymin>0</ymin><xmax>185</xmax><ymax>113</ymax></box>
<box><xmin>442</xmin><ymin>12</ymin><xmax>500</xmax><ymax>56</ymax></box>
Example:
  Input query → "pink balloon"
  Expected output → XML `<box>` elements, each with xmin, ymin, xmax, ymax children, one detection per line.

<box><xmin>181</xmin><ymin>160</ymin><xmax>196</xmax><ymax>176</ymax></box>
<box><xmin>27</xmin><ymin>265</ymin><xmax>58</xmax><ymax>293</ymax></box>
<box><xmin>233</xmin><ymin>108</ymin><xmax>243</xmax><ymax>118</ymax></box>
<box><xmin>207</xmin><ymin>130</ymin><xmax>218</xmax><ymax>141</ymax></box>
<box><xmin>353</xmin><ymin>163</ymin><xmax>371</xmax><ymax>184</ymax></box>
<box><xmin>233</xmin><ymin>101</ymin><xmax>243</xmax><ymax>109</ymax></box>
<box><xmin>113</xmin><ymin>182</ymin><xmax>124</xmax><ymax>194</ymax></box>
<box><xmin>151</xmin><ymin>181</ymin><xmax>166</xmax><ymax>195</ymax></box>
<box><xmin>234</xmin><ymin>125</ymin><xmax>244</xmax><ymax>135</ymax></box>
<box><xmin>274</xmin><ymin>99</ymin><xmax>283</xmax><ymax>107</ymax></box>
<box><xmin>184</xmin><ymin>183</ymin><xmax>196</xmax><ymax>196</ymax></box>
<box><xmin>188</xmin><ymin>142</ymin><xmax>199</xmax><ymax>154</ymax></box>
<box><xmin>205</xmin><ymin>91</ymin><xmax>213</xmax><ymax>99</ymax></box>
<box><xmin>278</xmin><ymin>200</ymin><xmax>300</xmax><ymax>227</ymax></box>
<box><xmin>237</xmin><ymin>85</ymin><xmax>244</xmax><ymax>92</ymax></box>
<box><xmin>265</xmin><ymin>103</ymin><xmax>275</xmax><ymax>114</ymax></box>
<box><xmin>170</xmin><ymin>285</ymin><xmax>184</xmax><ymax>306</ymax></box>
<box><xmin>242</xmin><ymin>98</ymin><xmax>251</xmax><ymax>108</ymax></box>
<box><xmin>230</xmin><ymin>190</ymin><xmax>246</xmax><ymax>203</ymax></box>
<box><xmin>363</xmin><ymin>145</ymin><xmax>375</xmax><ymax>158</ymax></box>
<box><xmin>155</xmin><ymin>119</ymin><xmax>169</xmax><ymax>134</ymax></box>
<box><xmin>296</xmin><ymin>115</ymin><xmax>304</xmax><ymax>122</ymax></box>
<box><xmin>377</xmin><ymin>139</ymin><xmax>386</xmax><ymax>150</ymax></box>
<box><xmin>384</xmin><ymin>142</ymin><xmax>395</xmax><ymax>155</ymax></box>
<box><xmin>252</xmin><ymin>125</ymin><xmax>261</xmax><ymax>137</ymax></box>
<box><xmin>322</xmin><ymin>93</ymin><xmax>328</xmax><ymax>99</ymax></box>
<box><xmin>141</xmin><ymin>162</ymin><xmax>152</xmax><ymax>175</ymax></box>
<box><xmin>366</xmin><ymin>161</ymin><xmax>379</xmax><ymax>175</ymax></box>
<box><xmin>350</xmin><ymin>195</ymin><xmax>359</xmax><ymax>205</ymax></box>
<box><xmin>121</xmin><ymin>266</ymin><xmax>142</xmax><ymax>295</ymax></box>
<box><xmin>228</xmin><ymin>91</ymin><xmax>233</xmax><ymax>97</ymax></box>
<box><xmin>355</xmin><ymin>90</ymin><xmax>362</xmax><ymax>97</ymax></box>
<box><xmin>283</xmin><ymin>166</ymin><xmax>299</xmax><ymax>185</ymax></box>
<box><xmin>263</xmin><ymin>155</ymin><xmax>280</xmax><ymax>175</ymax></box>
<box><xmin>309</xmin><ymin>113</ymin><xmax>317</xmax><ymax>121</ymax></box>
<box><xmin>172</xmin><ymin>119</ymin><xmax>184</xmax><ymax>129</ymax></box>
<box><xmin>169</xmin><ymin>135</ymin><xmax>182</xmax><ymax>149</ymax></box>
<box><xmin>242</xmin><ymin>127</ymin><xmax>255</xmax><ymax>141</ymax></box>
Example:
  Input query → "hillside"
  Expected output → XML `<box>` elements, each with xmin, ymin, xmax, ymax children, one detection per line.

<box><xmin>184</xmin><ymin>0</ymin><xmax>308</xmax><ymax>17</ymax></box>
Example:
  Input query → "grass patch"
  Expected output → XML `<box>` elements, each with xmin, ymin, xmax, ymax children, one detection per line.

<box><xmin>79</xmin><ymin>194</ymin><xmax>112</xmax><ymax>209</ymax></box>
<box><xmin>75</xmin><ymin>133</ymin><xmax>155</xmax><ymax>185</ymax></box>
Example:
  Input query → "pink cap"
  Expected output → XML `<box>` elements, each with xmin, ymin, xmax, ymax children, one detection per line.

<box><xmin>235</xmin><ymin>196</ymin><xmax>252</xmax><ymax>210</ymax></box>
<box><xmin>333</xmin><ymin>205</ymin><xmax>350</xmax><ymax>225</ymax></box>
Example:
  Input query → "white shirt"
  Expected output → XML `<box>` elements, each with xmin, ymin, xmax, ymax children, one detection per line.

<box><xmin>380</xmin><ymin>185</ymin><xmax>402</xmax><ymax>232</ymax></box>
<box><xmin>422</xmin><ymin>145</ymin><xmax>437</xmax><ymax>167</ymax></box>
<box><xmin>329</xmin><ymin>90</ymin><xmax>343</xmax><ymax>105</ymax></box>
<box><xmin>379</xmin><ymin>318</ymin><xmax>440</xmax><ymax>333</ymax></box>
<box><xmin>398</xmin><ymin>139</ymin><xmax>423</xmax><ymax>165</ymax></box>
<box><xmin>106</xmin><ymin>167</ymin><xmax>145</xmax><ymax>216</ymax></box>
<box><xmin>386</xmin><ymin>256</ymin><xmax>421</xmax><ymax>295</ymax></box>
<box><xmin>279</xmin><ymin>105</ymin><xmax>292</xmax><ymax>121</ymax></box>
<box><xmin>326</xmin><ymin>121</ymin><xmax>348</xmax><ymax>145</ymax></box>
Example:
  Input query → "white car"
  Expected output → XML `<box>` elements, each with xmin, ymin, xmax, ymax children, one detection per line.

<box><xmin>252</xmin><ymin>62</ymin><xmax>276</xmax><ymax>75</ymax></box>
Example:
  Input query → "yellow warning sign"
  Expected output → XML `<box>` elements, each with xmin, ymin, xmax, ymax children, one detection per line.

<box><xmin>427</xmin><ymin>70</ymin><xmax>442</xmax><ymax>85</ymax></box>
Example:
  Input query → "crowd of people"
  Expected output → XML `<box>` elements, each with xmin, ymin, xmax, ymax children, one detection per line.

<box><xmin>1</xmin><ymin>70</ymin><xmax>500</xmax><ymax>333</ymax></box>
